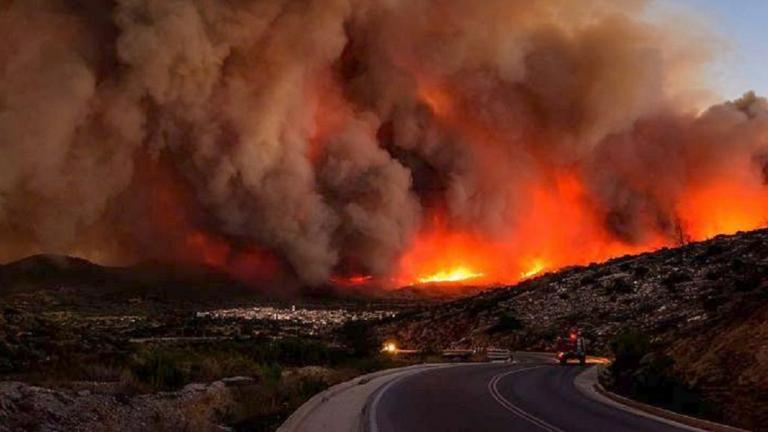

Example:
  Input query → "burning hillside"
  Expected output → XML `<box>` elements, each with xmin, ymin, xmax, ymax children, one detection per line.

<box><xmin>377</xmin><ymin>227</ymin><xmax>768</xmax><ymax>430</ymax></box>
<box><xmin>2</xmin><ymin>1</ymin><xmax>768</xmax><ymax>290</ymax></box>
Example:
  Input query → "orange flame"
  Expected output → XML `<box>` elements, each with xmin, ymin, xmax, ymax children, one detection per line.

<box><xmin>330</xmin><ymin>274</ymin><xmax>374</xmax><ymax>286</ymax></box>
<box><xmin>418</xmin><ymin>267</ymin><xmax>484</xmax><ymax>284</ymax></box>
<box><xmin>393</xmin><ymin>75</ymin><xmax>732</xmax><ymax>289</ymax></box>
<box><xmin>520</xmin><ymin>258</ymin><xmax>548</xmax><ymax>279</ymax></box>
<box><xmin>677</xmin><ymin>178</ymin><xmax>768</xmax><ymax>239</ymax></box>
<box><xmin>395</xmin><ymin>166</ymin><xmax>666</xmax><ymax>287</ymax></box>
<box><xmin>395</xmin><ymin>167</ymin><xmax>768</xmax><ymax>288</ymax></box>
<box><xmin>395</xmin><ymin>216</ymin><xmax>500</xmax><ymax>286</ymax></box>
<box><xmin>145</xmin><ymin>74</ymin><xmax>768</xmax><ymax>291</ymax></box>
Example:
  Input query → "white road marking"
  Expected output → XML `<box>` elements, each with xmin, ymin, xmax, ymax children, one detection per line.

<box><xmin>487</xmin><ymin>366</ymin><xmax>566</xmax><ymax>432</ymax></box>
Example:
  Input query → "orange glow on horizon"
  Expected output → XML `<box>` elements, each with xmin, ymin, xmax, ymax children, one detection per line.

<box><xmin>677</xmin><ymin>179</ymin><xmax>768</xmax><ymax>240</ymax></box>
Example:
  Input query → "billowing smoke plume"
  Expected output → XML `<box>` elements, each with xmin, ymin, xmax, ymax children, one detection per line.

<box><xmin>1</xmin><ymin>0</ymin><xmax>767</xmax><ymax>287</ymax></box>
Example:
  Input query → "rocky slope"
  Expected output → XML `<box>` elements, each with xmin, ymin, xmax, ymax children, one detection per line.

<box><xmin>0</xmin><ymin>366</ymin><xmax>344</xmax><ymax>432</ymax></box>
<box><xmin>0</xmin><ymin>379</ymin><xmax>237</xmax><ymax>432</ymax></box>
<box><xmin>380</xmin><ymin>229</ymin><xmax>768</xmax><ymax>430</ymax></box>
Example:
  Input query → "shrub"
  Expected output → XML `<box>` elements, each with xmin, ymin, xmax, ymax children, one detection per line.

<box><xmin>289</xmin><ymin>376</ymin><xmax>328</xmax><ymax>405</ymax></box>
<box><xmin>632</xmin><ymin>266</ymin><xmax>650</xmax><ymax>278</ymax></box>
<box><xmin>343</xmin><ymin>355</ymin><xmax>397</xmax><ymax>373</ymax></box>
<box><xmin>337</xmin><ymin>321</ymin><xmax>379</xmax><ymax>357</ymax></box>
<box><xmin>605</xmin><ymin>278</ymin><xmax>633</xmax><ymax>295</ymax></box>
<box><xmin>701</xmin><ymin>295</ymin><xmax>723</xmax><ymax>312</ymax></box>
<box><xmin>697</xmin><ymin>244</ymin><xmax>724</xmax><ymax>260</ymax></box>
<box><xmin>487</xmin><ymin>313</ymin><xmax>523</xmax><ymax>334</ymax></box>
<box><xmin>610</xmin><ymin>329</ymin><xmax>650</xmax><ymax>372</ymax></box>
<box><xmin>196</xmin><ymin>352</ymin><xmax>261</xmax><ymax>381</ymax></box>
<box><xmin>580</xmin><ymin>274</ymin><xmax>598</xmax><ymax>286</ymax></box>
<box><xmin>259</xmin><ymin>363</ymin><xmax>283</xmax><ymax>388</ymax></box>
<box><xmin>704</xmin><ymin>270</ymin><xmax>720</xmax><ymax>281</ymax></box>
<box><xmin>606</xmin><ymin>330</ymin><xmax>712</xmax><ymax>418</ymax></box>
<box><xmin>661</xmin><ymin>271</ymin><xmax>691</xmax><ymax>291</ymax></box>
<box><xmin>83</xmin><ymin>363</ymin><xmax>123</xmax><ymax>382</ymax></box>
<box><xmin>730</xmin><ymin>258</ymin><xmax>745</xmax><ymax>271</ymax></box>
<box><xmin>132</xmin><ymin>349</ymin><xmax>187</xmax><ymax>390</ymax></box>
<box><xmin>734</xmin><ymin>271</ymin><xmax>761</xmax><ymax>292</ymax></box>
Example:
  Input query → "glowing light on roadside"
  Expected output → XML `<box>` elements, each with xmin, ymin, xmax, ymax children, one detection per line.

<box><xmin>382</xmin><ymin>342</ymin><xmax>398</xmax><ymax>353</ymax></box>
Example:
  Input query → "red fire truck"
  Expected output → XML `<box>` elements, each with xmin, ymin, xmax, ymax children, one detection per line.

<box><xmin>555</xmin><ymin>328</ymin><xmax>586</xmax><ymax>365</ymax></box>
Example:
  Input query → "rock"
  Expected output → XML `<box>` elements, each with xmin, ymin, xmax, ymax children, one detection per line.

<box><xmin>0</xmin><ymin>382</ymin><xmax>24</xmax><ymax>401</ymax></box>
<box><xmin>181</xmin><ymin>383</ymin><xmax>207</xmax><ymax>393</ymax></box>
<box><xmin>221</xmin><ymin>376</ymin><xmax>255</xmax><ymax>387</ymax></box>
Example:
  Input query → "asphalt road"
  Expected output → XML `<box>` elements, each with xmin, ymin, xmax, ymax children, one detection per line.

<box><xmin>367</xmin><ymin>353</ymin><xmax>697</xmax><ymax>432</ymax></box>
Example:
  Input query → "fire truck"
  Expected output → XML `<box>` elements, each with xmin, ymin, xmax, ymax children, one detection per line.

<box><xmin>555</xmin><ymin>328</ymin><xmax>586</xmax><ymax>365</ymax></box>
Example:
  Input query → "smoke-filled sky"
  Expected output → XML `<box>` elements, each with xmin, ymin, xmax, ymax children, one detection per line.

<box><xmin>1</xmin><ymin>0</ymin><xmax>768</xmax><ymax>290</ymax></box>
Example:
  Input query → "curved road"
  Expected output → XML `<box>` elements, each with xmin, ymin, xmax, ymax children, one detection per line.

<box><xmin>367</xmin><ymin>353</ymin><xmax>699</xmax><ymax>432</ymax></box>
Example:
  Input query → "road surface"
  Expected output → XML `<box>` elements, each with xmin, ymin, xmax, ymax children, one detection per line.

<box><xmin>367</xmin><ymin>353</ymin><xmax>699</xmax><ymax>432</ymax></box>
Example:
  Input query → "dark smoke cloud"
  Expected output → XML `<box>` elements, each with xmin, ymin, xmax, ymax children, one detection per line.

<box><xmin>1</xmin><ymin>0</ymin><xmax>766</xmax><ymax>285</ymax></box>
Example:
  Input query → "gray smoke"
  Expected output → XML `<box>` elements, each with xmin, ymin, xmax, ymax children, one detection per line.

<box><xmin>1</xmin><ymin>0</ymin><xmax>767</xmax><ymax>285</ymax></box>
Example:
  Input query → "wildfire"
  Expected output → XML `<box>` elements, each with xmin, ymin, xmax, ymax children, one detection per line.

<box><xmin>395</xmin><ymin>214</ymin><xmax>501</xmax><ymax>286</ymax></box>
<box><xmin>520</xmin><ymin>259</ymin><xmax>548</xmax><ymax>279</ymax></box>
<box><xmin>155</xmin><ymin>12</ymin><xmax>768</xmax><ymax>294</ymax></box>
<box><xmin>330</xmin><ymin>274</ymin><xmax>374</xmax><ymax>286</ymax></box>
<box><xmin>677</xmin><ymin>179</ymin><xmax>768</xmax><ymax>240</ymax></box>
<box><xmin>417</xmin><ymin>267</ymin><xmax>485</xmax><ymax>284</ymax></box>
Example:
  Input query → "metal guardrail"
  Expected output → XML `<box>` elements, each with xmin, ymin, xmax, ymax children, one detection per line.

<box><xmin>486</xmin><ymin>348</ymin><xmax>513</xmax><ymax>361</ymax></box>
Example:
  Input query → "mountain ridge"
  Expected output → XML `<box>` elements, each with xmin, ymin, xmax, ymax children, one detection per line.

<box><xmin>0</xmin><ymin>254</ymin><xmax>259</xmax><ymax>311</ymax></box>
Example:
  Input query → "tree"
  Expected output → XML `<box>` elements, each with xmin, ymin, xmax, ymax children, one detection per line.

<box><xmin>337</xmin><ymin>321</ymin><xmax>378</xmax><ymax>357</ymax></box>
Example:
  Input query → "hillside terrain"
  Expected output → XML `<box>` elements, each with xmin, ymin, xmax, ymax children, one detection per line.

<box><xmin>0</xmin><ymin>254</ymin><xmax>263</xmax><ymax>313</ymax></box>
<box><xmin>380</xmin><ymin>229</ymin><xmax>768</xmax><ymax>430</ymax></box>
<box><xmin>0</xmin><ymin>254</ymin><xmax>438</xmax><ymax>312</ymax></box>
<box><xmin>0</xmin><ymin>255</ymin><xmax>410</xmax><ymax>431</ymax></box>
<box><xmin>3</xmin><ymin>232</ymin><xmax>768</xmax><ymax>430</ymax></box>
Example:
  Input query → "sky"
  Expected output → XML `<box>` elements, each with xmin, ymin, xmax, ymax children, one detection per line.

<box><xmin>656</xmin><ymin>0</ymin><xmax>768</xmax><ymax>100</ymax></box>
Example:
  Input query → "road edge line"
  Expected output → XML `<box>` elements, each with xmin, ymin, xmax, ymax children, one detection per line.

<box><xmin>593</xmin><ymin>382</ymin><xmax>750</xmax><ymax>432</ymax></box>
<box><xmin>278</xmin><ymin>363</ymin><xmax>442</xmax><ymax>432</ymax></box>
<box><xmin>575</xmin><ymin>367</ymin><xmax>749</xmax><ymax>432</ymax></box>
